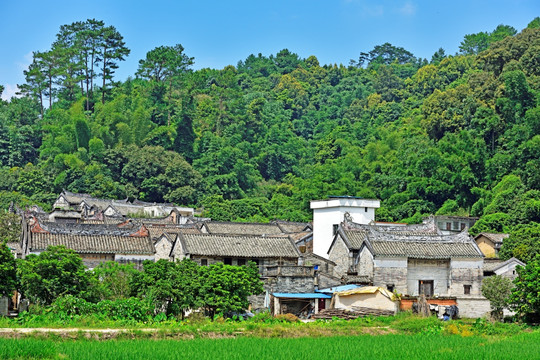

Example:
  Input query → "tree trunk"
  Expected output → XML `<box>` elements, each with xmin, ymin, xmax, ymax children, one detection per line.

<box><xmin>48</xmin><ymin>71</ymin><xmax>53</xmax><ymax>109</ymax></box>
<box><xmin>101</xmin><ymin>46</ymin><xmax>108</xmax><ymax>104</ymax></box>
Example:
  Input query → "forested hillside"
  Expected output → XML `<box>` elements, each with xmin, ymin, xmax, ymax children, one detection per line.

<box><xmin>1</xmin><ymin>18</ymin><xmax>539</xmax><ymax>247</ymax></box>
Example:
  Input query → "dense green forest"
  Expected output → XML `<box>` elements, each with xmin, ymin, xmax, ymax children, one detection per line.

<box><xmin>1</xmin><ymin>19</ymin><xmax>539</xmax><ymax>245</ymax></box>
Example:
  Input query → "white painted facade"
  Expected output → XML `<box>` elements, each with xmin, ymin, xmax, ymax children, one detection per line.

<box><xmin>310</xmin><ymin>198</ymin><xmax>380</xmax><ymax>258</ymax></box>
<box><xmin>114</xmin><ymin>254</ymin><xmax>155</xmax><ymax>261</ymax></box>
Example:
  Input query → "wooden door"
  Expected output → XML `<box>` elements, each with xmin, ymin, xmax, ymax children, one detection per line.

<box><xmin>318</xmin><ymin>298</ymin><xmax>326</xmax><ymax>311</ymax></box>
<box><xmin>419</xmin><ymin>280</ymin><xmax>434</xmax><ymax>297</ymax></box>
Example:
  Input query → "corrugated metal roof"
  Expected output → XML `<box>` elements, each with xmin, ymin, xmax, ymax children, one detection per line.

<box><xmin>273</xmin><ymin>293</ymin><xmax>332</xmax><ymax>299</ymax></box>
<box><xmin>316</xmin><ymin>284</ymin><xmax>362</xmax><ymax>293</ymax></box>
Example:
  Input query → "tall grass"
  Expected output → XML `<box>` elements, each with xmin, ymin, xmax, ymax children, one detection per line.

<box><xmin>1</xmin><ymin>332</ymin><xmax>539</xmax><ymax>360</ymax></box>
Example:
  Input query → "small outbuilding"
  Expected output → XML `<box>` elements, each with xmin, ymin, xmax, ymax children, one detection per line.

<box><xmin>272</xmin><ymin>293</ymin><xmax>331</xmax><ymax>317</ymax></box>
<box><xmin>333</xmin><ymin>286</ymin><xmax>398</xmax><ymax>314</ymax></box>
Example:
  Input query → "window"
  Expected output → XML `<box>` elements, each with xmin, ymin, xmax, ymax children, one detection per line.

<box><xmin>237</xmin><ymin>258</ymin><xmax>246</xmax><ymax>266</ymax></box>
<box><xmin>464</xmin><ymin>285</ymin><xmax>471</xmax><ymax>295</ymax></box>
<box><xmin>200</xmin><ymin>259</ymin><xmax>208</xmax><ymax>266</ymax></box>
<box><xmin>446</xmin><ymin>222</ymin><xmax>452</xmax><ymax>231</ymax></box>
<box><xmin>224</xmin><ymin>258</ymin><xmax>232</xmax><ymax>265</ymax></box>
<box><xmin>333</xmin><ymin>224</ymin><xmax>339</xmax><ymax>235</ymax></box>
<box><xmin>387</xmin><ymin>284</ymin><xmax>395</xmax><ymax>293</ymax></box>
<box><xmin>419</xmin><ymin>280</ymin><xmax>434</xmax><ymax>297</ymax></box>
<box><xmin>460</xmin><ymin>223</ymin><xmax>466</xmax><ymax>230</ymax></box>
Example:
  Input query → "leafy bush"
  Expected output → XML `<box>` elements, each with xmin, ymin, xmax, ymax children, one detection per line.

<box><xmin>49</xmin><ymin>295</ymin><xmax>154</xmax><ymax>322</ymax></box>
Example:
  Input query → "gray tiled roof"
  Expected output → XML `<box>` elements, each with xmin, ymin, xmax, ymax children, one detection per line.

<box><xmin>483</xmin><ymin>257</ymin><xmax>525</xmax><ymax>272</ymax></box>
<box><xmin>30</xmin><ymin>233</ymin><xmax>154</xmax><ymax>255</ymax></box>
<box><xmin>363</xmin><ymin>225</ymin><xmax>482</xmax><ymax>259</ymax></box>
<box><xmin>34</xmin><ymin>220</ymin><xmax>140</xmax><ymax>236</ymax></box>
<box><xmin>147</xmin><ymin>225</ymin><xmax>201</xmax><ymax>239</ymax></box>
<box><xmin>342</xmin><ymin>230</ymin><xmax>368</xmax><ymax>249</ymax></box>
<box><xmin>345</xmin><ymin>216</ymin><xmax>441</xmax><ymax>235</ymax></box>
<box><xmin>203</xmin><ymin>222</ymin><xmax>284</xmax><ymax>235</ymax></box>
<box><xmin>483</xmin><ymin>259</ymin><xmax>505</xmax><ymax>272</ymax></box>
<box><xmin>369</xmin><ymin>239</ymin><xmax>482</xmax><ymax>259</ymax></box>
<box><xmin>179</xmin><ymin>233</ymin><xmax>299</xmax><ymax>258</ymax></box>
<box><xmin>476</xmin><ymin>233</ymin><xmax>509</xmax><ymax>244</ymax></box>
<box><xmin>275</xmin><ymin>221</ymin><xmax>312</xmax><ymax>233</ymax></box>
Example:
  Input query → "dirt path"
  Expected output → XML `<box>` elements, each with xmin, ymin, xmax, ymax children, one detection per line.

<box><xmin>0</xmin><ymin>328</ymin><xmax>158</xmax><ymax>333</ymax></box>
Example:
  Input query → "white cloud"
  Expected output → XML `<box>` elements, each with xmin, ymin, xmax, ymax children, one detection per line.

<box><xmin>399</xmin><ymin>1</ymin><xmax>416</xmax><ymax>16</ymax></box>
<box><xmin>17</xmin><ymin>51</ymin><xmax>33</xmax><ymax>72</ymax></box>
<box><xmin>343</xmin><ymin>0</ymin><xmax>384</xmax><ymax>17</ymax></box>
<box><xmin>364</xmin><ymin>4</ymin><xmax>384</xmax><ymax>16</ymax></box>
<box><xmin>1</xmin><ymin>84</ymin><xmax>21</xmax><ymax>101</ymax></box>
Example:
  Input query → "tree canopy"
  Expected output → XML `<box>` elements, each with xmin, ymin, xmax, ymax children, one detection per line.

<box><xmin>0</xmin><ymin>18</ymin><xmax>539</xmax><ymax>237</ymax></box>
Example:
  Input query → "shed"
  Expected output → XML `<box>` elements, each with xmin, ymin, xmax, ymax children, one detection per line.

<box><xmin>333</xmin><ymin>286</ymin><xmax>398</xmax><ymax>314</ymax></box>
<box><xmin>272</xmin><ymin>293</ymin><xmax>331</xmax><ymax>317</ymax></box>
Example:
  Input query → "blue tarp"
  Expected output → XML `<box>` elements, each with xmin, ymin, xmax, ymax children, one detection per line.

<box><xmin>316</xmin><ymin>284</ymin><xmax>362</xmax><ymax>293</ymax></box>
<box><xmin>272</xmin><ymin>293</ymin><xmax>332</xmax><ymax>299</ymax></box>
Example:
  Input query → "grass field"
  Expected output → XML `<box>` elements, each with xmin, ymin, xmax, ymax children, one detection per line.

<box><xmin>1</xmin><ymin>332</ymin><xmax>540</xmax><ymax>360</ymax></box>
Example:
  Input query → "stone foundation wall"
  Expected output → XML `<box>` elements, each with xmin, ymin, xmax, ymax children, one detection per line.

<box><xmin>457</xmin><ymin>297</ymin><xmax>491</xmax><ymax>318</ymax></box>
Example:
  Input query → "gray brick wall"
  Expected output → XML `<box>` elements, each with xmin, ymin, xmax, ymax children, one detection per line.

<box><xmin>328</xmin><ymin>236</ymin><xmax>351</xmax><ymax>278</ymax></box>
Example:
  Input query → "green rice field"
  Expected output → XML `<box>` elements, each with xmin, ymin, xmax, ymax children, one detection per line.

<box><xmin>1</xmin><ymin>332</ymin><xmax>540</xmax><ymax>360</ymax></box>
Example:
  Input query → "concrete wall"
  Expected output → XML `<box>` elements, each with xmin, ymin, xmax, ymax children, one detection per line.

<box><xmin>334</xmin><ymin>291</ymin><xmax>397</xmax><ymax>312</ymax></box>
<box><xmin>327</xmin><ymin>235</ymin><xmax>351</xmax><ymax>278</ymax></box>
<box><xmin>457</xmin><ymin>297</ymin><xmax>491</xmax><ymax>318</ymax></box>
<box><xmin>407</xmin><ymin>259</ymin><xmax>450</xmax><ymax>296</ymax></box>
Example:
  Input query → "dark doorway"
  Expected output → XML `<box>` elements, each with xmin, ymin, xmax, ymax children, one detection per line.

<box><xmin>419</xmin><ymin>280</ymin><xmax>434</xmax><ymax>297</ymax></box>
<box><xmin>318</xmin><ymin>298</ymin><xmax>326</xmax><ymax>311</ymax></box>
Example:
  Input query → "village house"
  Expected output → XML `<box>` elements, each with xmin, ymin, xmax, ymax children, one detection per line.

<box><xmin>474</xmin><ymin>232</ymin><xmax>509</xmax><ymax>258</ymax></box>
<box><xmin>483</xmin><ymin>257</ymin><xmax>525</xmax><ymax>280</ymax></box>
<box><xmin>310</xmin><ymin>196</ymin><xmax>380</xmax><ymax>258</ymax></box>
<box><xmin>169</xmin><ymin>232</ymin><xmax>300</xmax><ymax>268</ymax></box>
<box><xmin>10</xmin><ymin>194</ymin><xmax>500</xmax><ymax>318</ymax></box>
<box><xmin>434</xmin><ymin>215</ymin><xmax>478</xmax><ymax>235</ymax></box>
<box><xmin>21</xmin><ymin>216</ymin><xmax>154</xmax><ymax>269</ymax></box>
<box><xmin>52</xmin><ymin>190</ymin><xmax>194</xmax><ymax>223</ymax></box>
<box><xmin>327</xmin><ymin>216</ymin><xmax>442</xmax><ymax>282</ymax></box>
<box><xmin>324</xmin><ymin>213</ymin><xmax>490</xmax><ymax>317</ymax></box>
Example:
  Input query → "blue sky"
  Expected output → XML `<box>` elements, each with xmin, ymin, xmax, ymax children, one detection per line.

<box><xmin>1</xmin><ymin>0</ymin><xmax>538</xmax><ymax>100</ymax></box>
